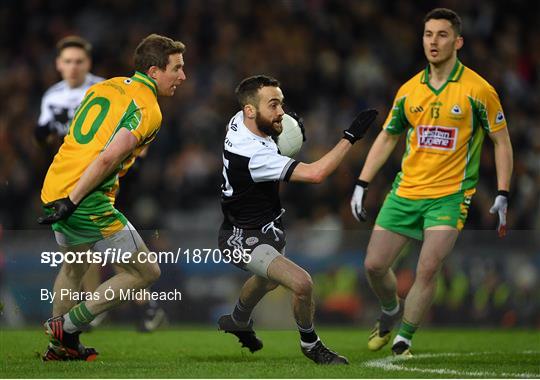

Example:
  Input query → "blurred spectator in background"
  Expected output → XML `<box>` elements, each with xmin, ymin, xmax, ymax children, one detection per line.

<box><xmin>34</xmin><ymin>36</ymin><xmax>103</xmax><ymax>153</ymax></box>
<box><xmin>0</xmin><ymin>0</ymin><xmax>537</xmax><ymax>328</ymax></box>
<box><xmin>0</xmin><ymin>0</ymin><xmax>537</xmax><ymax>233</ymax></box>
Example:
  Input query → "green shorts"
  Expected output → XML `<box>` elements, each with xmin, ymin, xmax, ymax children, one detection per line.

<box><xmin>375</xmin><ymin>189</ymin><xmax>474</xmax><ymax>241</ymax></box>
<box><xmin>46</xmin><ymin>191</ymin><xmax>127</xmax><ymax>247</ymax></box>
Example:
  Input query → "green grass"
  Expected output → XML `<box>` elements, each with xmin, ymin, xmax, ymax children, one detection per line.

<box><xmin>1</xmin><ymin>328</ymin><xmax>539</xmax><ymax>378</ymax></box>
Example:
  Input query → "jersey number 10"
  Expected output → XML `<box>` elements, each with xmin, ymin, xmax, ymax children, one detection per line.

<box><xmin>70</xmin><ymin>92</ymin><xmax>111</xmax><ymax>144</ymax></box>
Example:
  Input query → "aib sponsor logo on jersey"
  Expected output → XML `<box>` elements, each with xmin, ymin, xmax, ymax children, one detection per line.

<box><xmin>417</xmin><ymin>125</ymin><xmax>458</xmax><ymax>151</ymax></box>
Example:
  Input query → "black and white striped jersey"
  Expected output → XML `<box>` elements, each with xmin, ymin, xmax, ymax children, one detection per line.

<box><xmin>37</xmin><ymin>73</ymin><xmax>104</xmax><ymax>136</ymax></box>
<box><xmin>221</xmin><ymin>111</ymin><xmax>299</xmax><ymax>229</ymax></box>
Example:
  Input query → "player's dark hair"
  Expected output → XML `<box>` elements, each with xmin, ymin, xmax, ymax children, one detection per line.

<box><xmin>56</xmin><ymin>36</ymin><xmax>92</xmax><ymax>57</ymax></box>
<box><xmin>424</xmin><ymin>8</ymin><xmax>462</xmax><ymax>36</ymax></box>
<box><xmin>134</xmin><ymin>34</ymin><xmax>186</xmax><ymax>73</ymax></box>
<box><xmin>235</xmin><ymin>75</ymin><xmax>280</xmax><ymax>108</ymax></box>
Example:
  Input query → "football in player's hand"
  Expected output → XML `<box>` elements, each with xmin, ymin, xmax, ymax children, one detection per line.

<box><xmin>277</xmin><ymin>113</ymin><xmax>304</xmax><ymax>157</ymax></box>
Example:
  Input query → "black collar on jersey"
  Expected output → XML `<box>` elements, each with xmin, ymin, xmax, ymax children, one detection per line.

<box><xmin>131</xmin><ymin>71</ymin><xmax>158</xmax><ymax>98</ymax></box>
<box><xmin>421</xmin><ymin>59</ymin><xmax>465</xmax><ymax>95</ymax></box>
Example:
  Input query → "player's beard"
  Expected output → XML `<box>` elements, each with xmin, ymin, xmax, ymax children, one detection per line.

<box><xmin>256</xmin><ymin>113</ymin><xmax>282</xmax><ymax>137</ymax></box>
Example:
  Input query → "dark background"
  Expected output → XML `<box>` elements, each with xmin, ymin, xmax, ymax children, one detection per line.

<box><xmin>0</xmin><ymin>0</ymin><xmax>538</xmax><ymax>328</ymax></box>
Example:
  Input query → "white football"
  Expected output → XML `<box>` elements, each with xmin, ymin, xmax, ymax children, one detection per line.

<box><xmin>277</xmin><ymin>113</ymin><xmax>303</xmax><ymax>157</ymax></box>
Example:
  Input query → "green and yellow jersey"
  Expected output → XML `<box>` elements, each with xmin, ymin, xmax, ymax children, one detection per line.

<box><xmin>41</xmin><ymin>71</ymin><xmax>161</xmax><ymax>242</ymax></box>
<box><xmin>383</xmin><ymin>60</ymin><xmax>507</xmax><ymax>199</ymax></box>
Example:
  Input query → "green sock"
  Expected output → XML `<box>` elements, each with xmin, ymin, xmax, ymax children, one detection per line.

<box><xmin>65</xmin><ymin>302</ymin><xmax>95</xmax><ymax>332</ymax></box>
<box><xmin>381</xmin><ymin>296</ymin><xmax>398</xmax><ymax>314</ymax></box>
<box><xmin>397</xmin><ymin>320</ymin><xmax>418</xmax><ymax>340</ymax></box>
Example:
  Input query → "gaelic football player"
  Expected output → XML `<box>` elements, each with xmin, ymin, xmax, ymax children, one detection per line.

<box><xmin>218</xmin><ymin>75</ymin><xmax>377</xmax><ymax>364</ymax></box>
<box><xmin>36</xmin><ymin>36</ymin><xmax>166</xmax><ymax>333</ymax></box>
<box><xmin>38</xmin><ymin>34</ymin><xmax>186</xmax><ymax>361</ymax></box>
<box><xmin>350</xmin><ymin>8</ymin><xmax>513</xmax><ymax>356</ymax></box>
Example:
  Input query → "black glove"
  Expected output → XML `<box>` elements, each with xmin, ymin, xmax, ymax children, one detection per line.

<box><xmin>38</xmin><ymin>197</ymin><xmax>77</xmax><ymax>225</ymax></box>
<box><xmin>287</xmin><ymin>111</ymin><xmax>306</xmax><ymax>142</ymax></box>
<box><xmin>343</xmin><ymin>109</ymin><xmax>378</xmax><ymax>144</ymax></box>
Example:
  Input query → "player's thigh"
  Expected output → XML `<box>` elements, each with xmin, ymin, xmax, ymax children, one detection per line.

<box><xmin>81</xmin><ymin>264</ymin><xmax>102</xmax><ymax>292</ymax></box>
<box><xmin>365</xmin><ymin>225</ymin><xmax>410</xmax><ymax>272</ymax></box>
<box><xmin>242</xmin><ymin>243</ymin><xmax>284</xmax><ymax>279</ymax></box>
<box><xmin>93</xmin><ymin>221</ymin><xmax>158</xmax><ymax>280</ymax></box>
<box><xmin>375</xmin><ymin>191</ymin><xmax>424</xmax><ymax>241</ymax></box>
<box><xmin>56</xmin><ymin>242</ymin><xmax>93</xmax><ymax>279</ymax></box>
<box><xmin>219</xmin><ymin>224</ymin><xmax>286</xmax><ymax>278</ymax></box>
<box><xmin>51</xmin><ymin>196</ymin><xmax>128</xmax><ymax>247</ymax></box>
<box><xmin>266</xmin><ymin>255</ymin><xmax>312</xmax><ymax>294</ymax></box>
<box><xmin>417</xmin><ymin>226</ymin><xmax>459</xmax><ymax>277</ymax></box>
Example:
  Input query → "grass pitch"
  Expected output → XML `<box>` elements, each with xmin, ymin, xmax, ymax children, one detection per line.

<box><xmin>1</xmin><ymin>327</ymin><xmax>539</xmax><ymax>378</ymax></box>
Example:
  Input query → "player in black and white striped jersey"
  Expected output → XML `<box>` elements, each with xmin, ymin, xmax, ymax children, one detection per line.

<box><xmin>35</xmin><ymin>36</ymin><xmax>103</xmax><ymax>147</ymax></box>
<box><xmin>218</xmin><ymin>75</ymin><xmax>378</xmax><ymax>364</ymax></box>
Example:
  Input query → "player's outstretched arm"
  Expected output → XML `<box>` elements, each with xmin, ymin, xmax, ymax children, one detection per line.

<box><xmin>289</xmin><ymin>109</ymin><xmax>378</xmax><ymax>184</ymax></box>
<box><xmin>38</xmin><ymin>129</ymin><xmax>138</xmax><ymax>224</ymax></box>
<box><xmin>290</xmin><ymin>139</ymin><xmax>352</xmax><ymax>184</ymax></box>
<box><xmin>488</xmin><ymin>128</ymin><xmax>513</xmax><ymax>237</ymax></box>
<box><xmin>351</xmin><ymin>129</ymin><xmax>400</xmax><ymax>221</ymax></box>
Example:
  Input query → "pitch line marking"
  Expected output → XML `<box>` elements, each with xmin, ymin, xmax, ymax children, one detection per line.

<box><xmin>364</xmin><ymin>351</ymin><xmax>540</xmax><ymax>378</ymax></box>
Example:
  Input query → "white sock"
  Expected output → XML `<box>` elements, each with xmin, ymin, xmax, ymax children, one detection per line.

<box><xmin>382</xmin><ymin>303</ymin><xmax>400</xmax><ymax>316</ymax></box>
<box><xmin>62</xmin><ymin>313</ymin><xmax>79</xmax><ymax>333</ymax></box>
<box><xmin>300</xmin><ymin>337</ymin><xmax>320</xmax><ymax>350</ymax></box>
<box><xmin>393</xmin><ymin>334</ymin><xmax>412</xmax><ymax>347</ymax></box>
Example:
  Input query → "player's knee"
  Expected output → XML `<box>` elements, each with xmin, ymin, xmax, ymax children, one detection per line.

<box><xmin>364</xmin><ymin>257</ymin><xmax>388</xmax><ymax>277</ymax></box>
<box><xmin>252</xmin><ymin>275</ymin><xmax>278</xmax><ymax>292</ymax></box>
<box><xmin>264</xmin><ymin>280</ymin><xmax>279</xmax><ymax>292</ymax></box>
<box><xmin>416</xmin><ymin>261</ymin><xmax>440</xmax><ymax>284</ymax></box>
<box><xmin>292</xmin><ymin>272</ymin><xmax>313</xmax><ymax>299</ymax></box>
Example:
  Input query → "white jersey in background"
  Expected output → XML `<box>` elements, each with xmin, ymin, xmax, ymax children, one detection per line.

<box><xmin>37</xmin><ymin>73</ymin><xmax>103</xmax><ymax>137</ymax></box>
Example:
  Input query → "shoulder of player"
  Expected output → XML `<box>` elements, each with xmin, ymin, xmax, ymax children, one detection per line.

<box><xmin>82</xmin><ymin>77</ymin><xmax>122</xmax><ymax>99</ymax></box>
<box><xmin>42</xmin><ymin>80</ymin><xmax>67</xmax><ymax>97</ymax></box>
<box><xmin>391</xmin><ymin>70</ymin><xmax>423</xmax><ymax>101</ymax></box>
<box><xmin>225</xmin><ymin>124</ymin><xmax>274</xmax><ymax>158</ymax></box>
<box><xmin>87</xmin><ymin>73</ymin><xmax>105</xmax><ymax>85</ymax></box>
<box><xmin>117</xmin><ymin>76</ymin><xmax>161</xmax><ymax>106</ymax></box>
<box><xmin>92</xmin><ymin>77</ymin><xmax>156</xmax><ymax>103</ymax></box>
<box><xmin>401</xmin><ymin>70</ymin><xmax>424</xmax><ymax>92</ymax></box>
<box><xmin>459</xmin><ymin>65</ymin><xmax>497</xmax><ymax>94</ymax></box>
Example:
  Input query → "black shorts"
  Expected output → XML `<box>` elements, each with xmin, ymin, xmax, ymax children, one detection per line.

<box><xmin>218</xmin><ymin>220</ymin><xmax>286</xmax><ymax>270</ymax></box>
